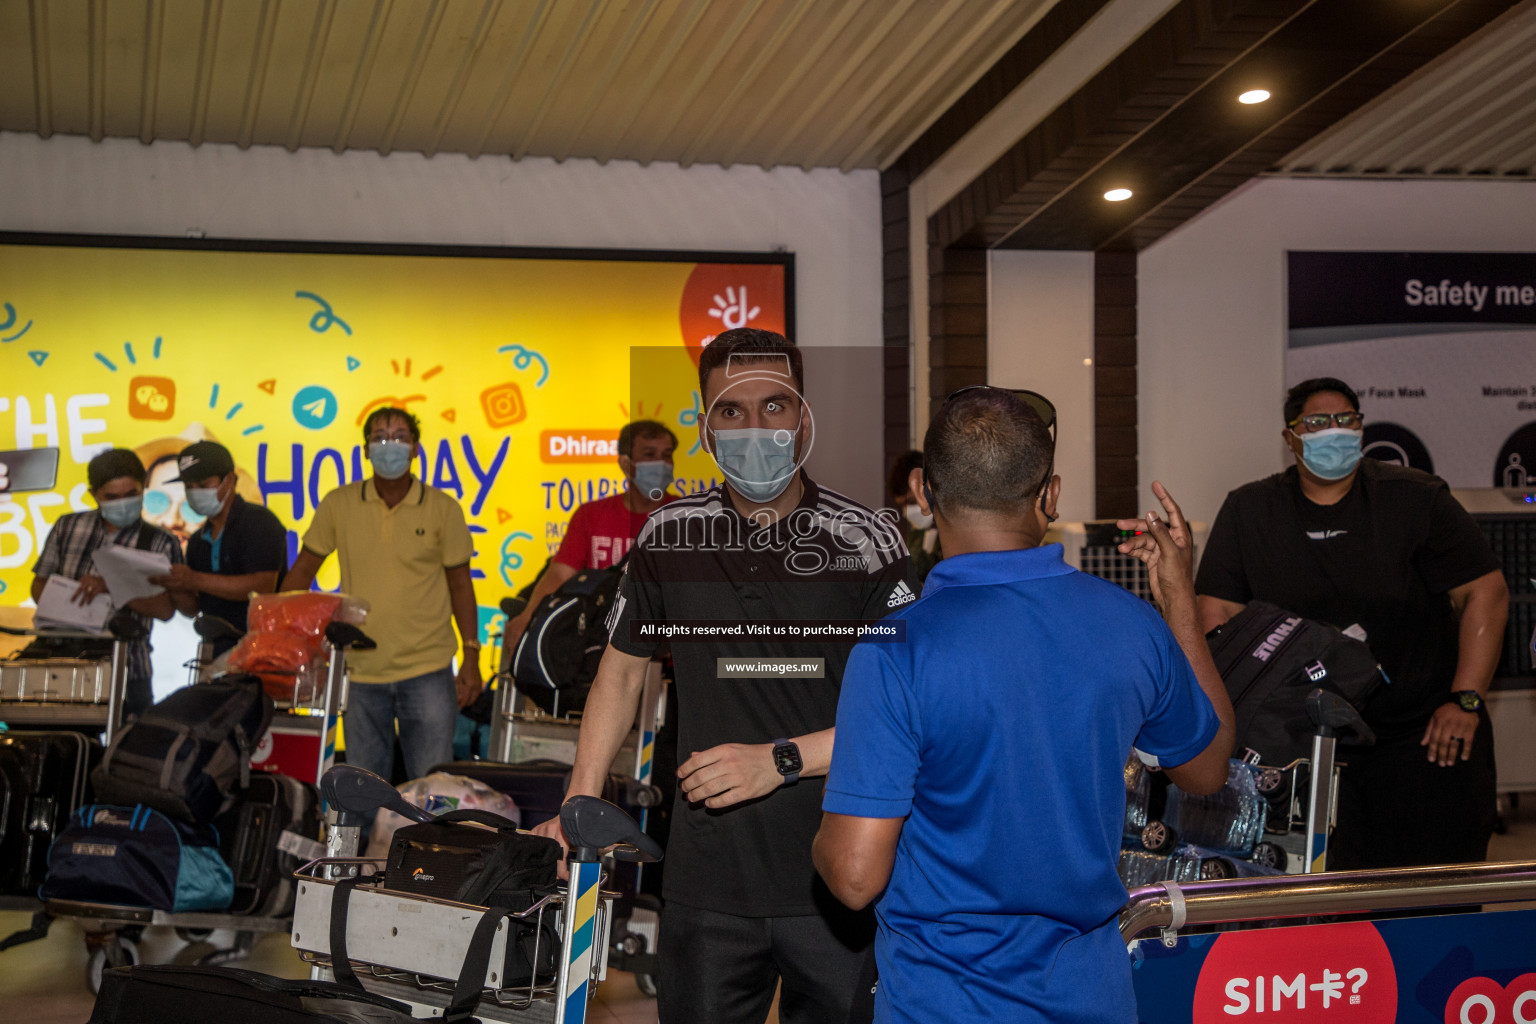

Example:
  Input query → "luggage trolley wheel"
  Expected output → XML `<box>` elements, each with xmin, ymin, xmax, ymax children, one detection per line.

<box><xmin>1251</xmin><ymin>841</ymin><xmax>1288</xmax><ymax>871</ymax></box>
<box><xmin>86</xmin><ymin>934</ymin><xmax>140</xmax><ymax>995</ymax></box>
<box><xmin>1254</xmin><ymin>767</ymin><xmax>1285</xmax><ymax>794</ymax></box>
<box><xmin>1199</xmin><ymin>858</ymin><xmax>1235</xmax><ymax>881</ymax></box>
<box><xmin>1139</xmin><ymin>820</ymin><xmax>1178</xmax><ymax>855</ymax></box>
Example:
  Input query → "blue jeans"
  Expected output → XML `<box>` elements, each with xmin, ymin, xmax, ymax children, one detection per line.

<box><xmin>343</xmin><ymin>667</ymin><xmax>457</xmax><ymax>783</ymax></box>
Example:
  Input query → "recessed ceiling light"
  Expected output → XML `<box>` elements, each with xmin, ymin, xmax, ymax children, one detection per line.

<box><xmin>1239</xmin><ymin>89</ymin><xmax>1271</xmax><ymax>104</ymax></box>
<box><xmin>1104</xmin><ymin>188</ymin><xmax>1133</xmax><ymax>202</ymax></box>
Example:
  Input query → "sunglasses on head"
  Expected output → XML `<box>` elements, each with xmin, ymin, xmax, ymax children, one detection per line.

<box><xmin>935</xmin><ymin>385</ymin><xmax>1059</xmax><ymax>518</ymax></box>
<box><xmin>945</xmin><ymin>385</ymin><xmax>1057</xmax><ymax>440</ymax></box>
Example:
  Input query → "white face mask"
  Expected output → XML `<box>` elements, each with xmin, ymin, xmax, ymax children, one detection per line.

<box><xmin>904</xmin><ymin>504</ymin><xmax>933</xmax><ymax>530</ymax></box>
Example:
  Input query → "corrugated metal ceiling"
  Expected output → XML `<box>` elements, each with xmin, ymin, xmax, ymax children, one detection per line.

<box><xmin>0</xmin><ymin>0</ymin><xmax>1056</xmax><ymax>171</ymax></box>
<box><xmin>1272</xmin><ymin>0</ymin><xmax>1536</xmax><ymax>179</ymax></box>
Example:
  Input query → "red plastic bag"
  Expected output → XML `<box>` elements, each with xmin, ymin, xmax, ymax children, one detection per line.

<box><xmin>227</xmin><ymin>631</ymin><xmax>323</xmax><ymax>702</ymax></box>
<box><xmin>247</xmin><ymin>593</ymin><xmax>346</xmax><ymax>639</ymax></box>
<box><xmin>227</xmin><ymin>591</ymin><xmax>370</xmax><ymax>703</ymax></box>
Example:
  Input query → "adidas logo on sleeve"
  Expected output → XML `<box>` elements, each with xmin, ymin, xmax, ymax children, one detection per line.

<box><xmin>887</xmin><ymin>580</ymin><xmax>917</xmax><ymax>608</ymax></box>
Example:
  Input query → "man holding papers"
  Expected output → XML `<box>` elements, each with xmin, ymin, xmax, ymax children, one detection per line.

<box><xmin>150</xmin><ymin>441</ymin><xmax>287</xmax><ymax>657</ymax></box>
<box><xmin>30</xmin><ymin>448</ymin><xmax>183</xmax><ymax>716</ymax></box>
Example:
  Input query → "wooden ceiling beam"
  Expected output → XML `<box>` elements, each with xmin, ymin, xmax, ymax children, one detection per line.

<box><xmin>712</xmin><ymin>0</ymin><xmax>866</xmax><ymax>170</ymax></box>
<box><xmin>187</xmin><ymin>0</ymin><xmax>224</xmax><ymax>148</ymax></box>
<box><xmin>630</xmin><ymin>0</ymin><xmax>769</xmax><ymax>167</ymax></box>
<box><xmin>138</xmin><ymin>0</ymin><xmax>164</xmax><ymax>144</ymax></box>
<box><xmin>467</xmin><ymin>0</ymin><xmax>558</xmax><ymax>160</ymax></box>
<box><xmin>675</xmin><ymin>0</ymin><xmax>819</xmax><ymax>169</ymax></box>
<box><xmin>423</xmin><ymin>0</ymin><xmax>502</xmax><ymax>159</ymax></box>
<box><xmin>378</xmin><ymin>0</ymin><xmax>446</xmax><ymax>156</ymax></box>
<box><xmin>553</xmin><ymin>0</ymin><xmax>667</xmax><ymax>163</ymax></box>
<box><xmin>511</xmin><ymin>0</ymin><xmax>606</xmax><ymax>161</ymax></box>
<box><xmin>236</xmin><ymin>0</ymin><xmax>282</xmax><ymax>150</ymax></box>
<box><xmin>591</xmin><ymin>0</ymin><xmax>712</xmax><ymax>165</ymax></box>
<box><xmin>284</xmin><ymin>0</ymin><xmax>336</xmax><ymax>152</ymax></box>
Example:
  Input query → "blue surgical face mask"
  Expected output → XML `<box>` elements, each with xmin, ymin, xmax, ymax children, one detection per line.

<box><xmin>99</xmin><ymin>495</ymin><xmax>144</xmax><ymax>528</ymax></box>
<box><xmin>1299</xmin><ymin>427</ymin><xmax>1363</xmax><ymax>481</ymax></box>
<box><xmin>185</xmin><ymin>483</ymin><xmax>227</xmax><ymax>519</ymax></box>
<box><xmin>711</xmin><ymin>427</ymin><xmax>798</xmax><ymax>504</ymax></box>
<box><xmin>632</xmin><ymin>460</ymin><xmax>673</xmax><ymax>501</ymax></box>
<box><xmin>368</xmin><ymin>440</ymin><xmax>414</xmax><ymax>481</ymax></box>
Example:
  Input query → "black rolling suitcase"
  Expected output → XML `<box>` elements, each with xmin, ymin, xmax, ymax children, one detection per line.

<box><xmin>213</xmin><ymin>772</ymin><xmax>322</xmax><ymax>917</ymax></box>
<box><xmin>90</xmin><ymin>964</ymin><xmax>419</xmax><ymax>1024</ymax></box>
<box><xmin>0</xmin><ymin>730</ymin><xmax>100</xmax><ymax>897</ymax></box>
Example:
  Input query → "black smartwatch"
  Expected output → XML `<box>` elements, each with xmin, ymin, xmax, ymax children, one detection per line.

<box><xmin>1447</xmin><ymin>691</ymin><xmax>1484</xmax><ymax>713</ymax></box>
<box><xmin>772</xmin><ymin>738</ymin><xmax>802</xmax><ymax>786</ymax></box>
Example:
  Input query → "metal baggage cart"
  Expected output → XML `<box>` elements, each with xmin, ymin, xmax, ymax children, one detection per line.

<box><xmin>0</xmin><ymin>619</ymin><xmax>139</xmax><ymax>744</ymax></box>
<box><xmin>32</xmin><ymin>622</ymin><xmax>374</xmax><ymax>992</ymax></box>
<box><xmin>290</xmin><ymin>765</ymin><xmax>660</xmax><ymax>1024</ymax></box>
<box><xmin>480</xmin><ymin>599</ymin><xmax>667</xmax><ymax>991</ymax></box>
<box><xmin>1121</xmin><ymin>689</ymin><xmax>1369</xmax><ymax>881</ymax></box>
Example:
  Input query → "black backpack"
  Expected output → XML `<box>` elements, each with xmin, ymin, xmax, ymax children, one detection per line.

<box><xmin>509</xmin><ymin>560</ymin><xmax>625</xmax><ymax>715</ymax></box>
<box><xmin>91</xmin><ymin>675</ymin><xmax>274</xmax><ymax>824</ymax></box>
<box><xmin>1205</xmin><ymin>601</ymin><xmax>1385</xmax><ymax>766</ymax></box>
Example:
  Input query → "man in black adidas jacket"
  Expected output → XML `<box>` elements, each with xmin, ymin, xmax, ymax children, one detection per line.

<box><xmin>535</xmin><ymin>329</ymin><xmax>915</xmax><ymax>1024</ymax></box>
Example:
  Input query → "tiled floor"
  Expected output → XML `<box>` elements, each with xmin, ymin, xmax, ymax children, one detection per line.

<box><xmin>3</xmin><ymin>800</ymin><xmax>1533</xmax><ymax>1024</ymax></box>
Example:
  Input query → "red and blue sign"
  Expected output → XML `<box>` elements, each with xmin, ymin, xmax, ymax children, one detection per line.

<box><xmin>1132</xmin><ymin>908</ymin><xmax>1536</xmax><ymax>1024</ymax></box>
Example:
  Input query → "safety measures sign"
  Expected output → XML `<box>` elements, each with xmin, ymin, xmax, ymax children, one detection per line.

<box><xmin>1287</xmin><ymin>251</ymin><xmax>1536</xmax><ymax>488</ymax></box>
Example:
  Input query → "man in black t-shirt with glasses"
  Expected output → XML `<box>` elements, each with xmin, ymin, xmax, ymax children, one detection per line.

<box><xmin>534</xmin><ymin>328</ymin><xmax>913</xmax><ymax>1024</ymax></box>
<box><xmin>1195</xmin><ymin>377</ymin><xmax>1508</xmax><ymax>869</ymax></box>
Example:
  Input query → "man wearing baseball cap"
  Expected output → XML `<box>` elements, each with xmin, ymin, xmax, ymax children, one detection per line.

<box><xmin>150</xmin><ymin>441</ymin><xmax>288</xmax><ymax>656</ymax></box>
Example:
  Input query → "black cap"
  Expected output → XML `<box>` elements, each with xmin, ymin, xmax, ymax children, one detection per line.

<box><xmin>173</xmin><ymin>441</ymin><xmax>235</xmax><ymax>484</ymax></box>
<box><xmin>87</xmin><ymin>449</ymin><xmax>147</xmax><ymax>491</ymax></box>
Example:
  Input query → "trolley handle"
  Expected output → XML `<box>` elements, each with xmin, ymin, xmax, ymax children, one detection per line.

<box><xmin>560</xmin><ymin>794</ymin><xmax>663</xmax><ymax>864</ymax></box>
<box><xmin>324</xmin><ymin>621</ymin><xmax>376</xmax><ymax>651</ymax></box>
<box><xmin>1304</xmin><ymin>688</ymin><xmax>1374</xmax><ymax>745</ymax></box>
<box><xmin>321</xmin><ymin>764</ymin><xmax>432</xmax><ymax>829</ymax></box>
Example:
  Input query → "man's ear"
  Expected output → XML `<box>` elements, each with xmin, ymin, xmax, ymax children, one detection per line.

<box><xmin>617</xmin><ymin>453</ymin><xmax>635</xmax><ymax>478</ymax></box>
<box><xmin>908</xmin><ymin>468</ymin><xmax>930</xmax><ymax>515</ymax></box>
<box><xmin>1041</xmin><ymin>474</ymin><xmax>1061</xmax><ymax>523</ymax></box>
<box><xmin>1282</xmin><ymin>427</ymin><xmax>1301</xmax><ymax>458</ymax></box>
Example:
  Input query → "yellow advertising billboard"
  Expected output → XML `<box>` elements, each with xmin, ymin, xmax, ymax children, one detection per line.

<box><xmin>0</xmin><ymin>234</ymin><xmax>791</xmax><ymax>670</ymax></box>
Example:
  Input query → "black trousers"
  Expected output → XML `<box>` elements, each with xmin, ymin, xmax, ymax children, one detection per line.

<box><xmin>657</xmin><ymin>901</ymin><xmax>874</xmax><ymax>1024</ymax></box>
<box><xmin>1329</xmin><ymin>707</ymin><xmax>1497</xmax><ymax>870</ymax></box>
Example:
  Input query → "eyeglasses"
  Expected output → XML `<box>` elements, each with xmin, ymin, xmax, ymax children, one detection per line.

<box><xmin>945</xmin><ymin>386</ymin><xmax>1057</xmax><ymax>440</ymax></box>
<box><xmin>1288</xmin><ymin>412</ymin><xmax>1365</xmax><ymax>432</ymax></box>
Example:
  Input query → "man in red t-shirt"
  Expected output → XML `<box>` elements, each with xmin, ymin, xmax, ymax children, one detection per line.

<box><xmin>503</xmin><ymin>419</ymin><xmax>678</xmax><ymax>650</ymax></box>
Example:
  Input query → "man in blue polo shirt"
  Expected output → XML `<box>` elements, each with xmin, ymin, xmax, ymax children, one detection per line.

<box><xmin>813</xmin><ymin>387</ymin><xmax>1236</xmax><ymax>1024</ymax></box>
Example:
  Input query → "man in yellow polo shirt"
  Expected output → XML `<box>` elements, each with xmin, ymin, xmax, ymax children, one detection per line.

<box><xmin>281</xmin><ymin>407</ymin><xmax>483</xmax><ymax>782</ymax></box>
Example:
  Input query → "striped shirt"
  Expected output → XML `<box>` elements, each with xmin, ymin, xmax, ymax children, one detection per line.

<box><xmin>32</xmin><ymin>510</ymin><xmax>183</xmax><ymax>683</ymax></box>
